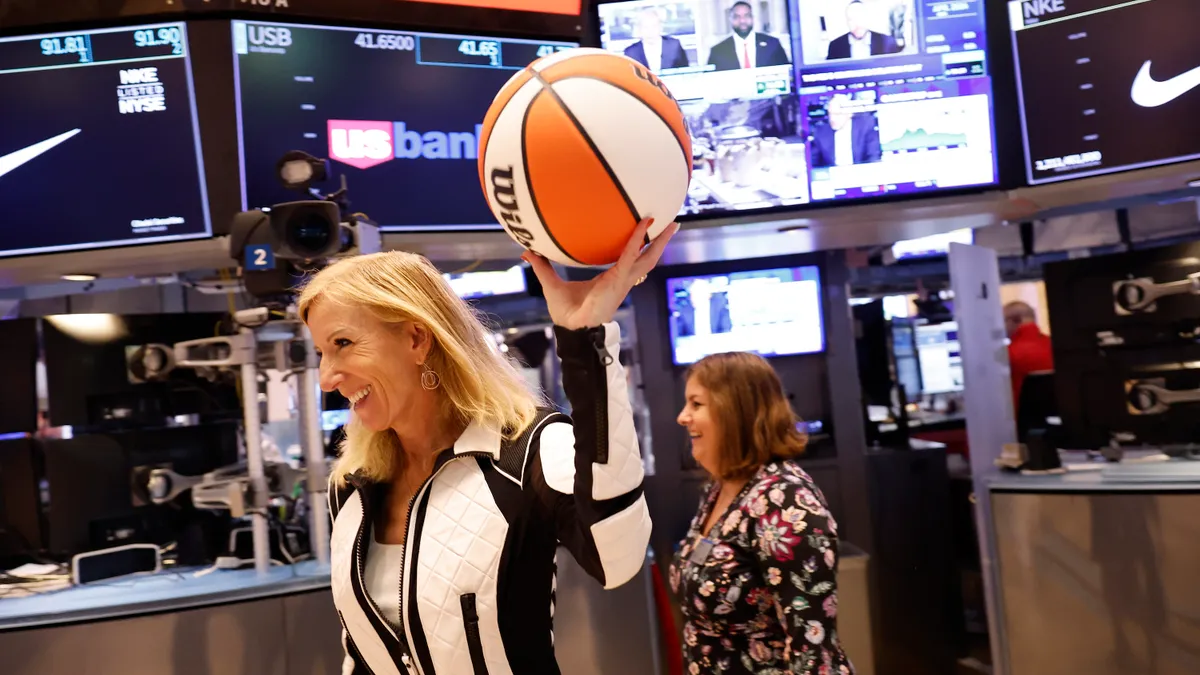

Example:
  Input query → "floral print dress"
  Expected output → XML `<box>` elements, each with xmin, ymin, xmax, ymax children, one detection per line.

<box><xmin>670</xmin><ymin>459</ymin><xmax>854</xmax><ymax>674</ymax></box>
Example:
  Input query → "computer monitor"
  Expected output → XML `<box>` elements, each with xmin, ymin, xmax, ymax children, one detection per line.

<box><xmin>444</xmin><ymin>265</ymin><xmax>528</xmax><ymax>300</ymax></box>
<box><xmin>0</xmin><ymin>22</ymin><xmax>209</xmax><ymax>258</ymax></box>
<box><xmin>231</xmin><ymin>20</ymin><xmax>578</xmax><ymax>232</ymax></box>
<box><xmin>665</xmin><ymin>265</ymin><xmax>824</xmax><ymax>365</ymax></box>
<box><xmin>891</xmin><ymin>318</ymin><xmax>922</xmax><ymax>400</ymax></box>
<box><xmin>914</xmin><ymin>320</ymin><xmax>963</xmax><ymax>395</ymax></box>
<box><xmin>891</xmin><ymin>229</ymin><xmax>974</xmax><ymax>261</ymax></box>
<box><xmin>1008</xmin><ymin>0</ymin><xmax>1200</xmax><ymax>185</ymax></box>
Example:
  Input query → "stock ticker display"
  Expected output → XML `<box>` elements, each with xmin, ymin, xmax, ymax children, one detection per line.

<box><xmin>0</xmin><ymin>23</ymin><xmax>210</xmax><ymax>258</ymax></box>
<box><xmin>232</xmin><ymin>21</ymin><xmax>578</xmax><ymax>231</ymax></box>
<box><xmin>1009</xmin><ymin>0</ymin><xmax>1200</xmax><ymax>184</ymax></box>
<box><xmin>596</xmin><ymin>0</ymin><xmax>998</xmax><ymax>214</ymax></box>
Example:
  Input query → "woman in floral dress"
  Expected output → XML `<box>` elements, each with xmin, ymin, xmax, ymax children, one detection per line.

<box><xmin>671</xmin><ymin>351</ymin><xmax>854</xmax><ymax>674</ymax></box>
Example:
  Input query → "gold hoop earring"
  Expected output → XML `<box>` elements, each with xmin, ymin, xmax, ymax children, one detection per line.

<box><xmin>420</xmin><ymin>364</ymin><xmax>441</xmax><ymax>390</ymax></box>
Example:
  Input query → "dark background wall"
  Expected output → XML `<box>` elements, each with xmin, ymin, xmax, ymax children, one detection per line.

<box><xmin>628</xmin><ymin>249</ymin><xmax>873</xmax><ymax>568</ymax></box>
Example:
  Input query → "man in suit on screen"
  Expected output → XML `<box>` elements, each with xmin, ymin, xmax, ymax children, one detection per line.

<box><xmin>623</xmin><ymin>6</ymin><xmax>690</xmax><ymax>72</ymax></box>
<box><xmin>826</xmin><ymin>0</ymin><xmax>901</xmax><ymax>60</ymax></box>
<box><xmin>809</xmin><ymin>94</ymin><xmax>882</xmax><ymax>168</ymax></box>
<box><xmin>707</xmin><ymin>1</ymin><xmax>790</xmax><ymax>71</ymax></box>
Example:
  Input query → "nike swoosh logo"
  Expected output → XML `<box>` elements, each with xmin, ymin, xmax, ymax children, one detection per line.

<box><xmin>0</xmin><ymin>128</ymin><xmax>82</xmax><ymax>179</ymax></box>
<box><xmin>1130</xmin><ymin>60</ymin><xmax>1200</xmax><ymax>107</ymax></box>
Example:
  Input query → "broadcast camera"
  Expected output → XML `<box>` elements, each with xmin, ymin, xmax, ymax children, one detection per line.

<box><xmin>229</xmin><ymin>150</ymin><xmax>381</xmax><ymax>302</ymax></box>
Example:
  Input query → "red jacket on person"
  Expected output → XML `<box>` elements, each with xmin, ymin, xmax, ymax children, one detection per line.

<box><xmin>1009</xmin><ymin>322</ymin><xmax>1054</xmax><ymax>408</ymax></box>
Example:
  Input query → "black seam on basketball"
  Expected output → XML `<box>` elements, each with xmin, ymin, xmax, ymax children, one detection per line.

<box><xmin>531</xmin><ymin>70</ymin><xmax>643</xmax><ymax>228</ymax></box>
<box><xmin>520</xmin><ymin>85</ymin><xmax>584</xmax><ymax>266</ymax></box>
<box><xmin>561</xmin><ymin>74</ymin><xmax>692</xmax><ymax>175</ymax></box>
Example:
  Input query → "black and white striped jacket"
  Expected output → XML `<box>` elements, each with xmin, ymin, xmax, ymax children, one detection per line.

<box><xmin>327</xmin><ymin>322</ymin><xmax>651</xmax><ymax>675</ymax></box>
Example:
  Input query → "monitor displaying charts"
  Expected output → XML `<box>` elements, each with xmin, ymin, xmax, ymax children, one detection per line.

<box><xmin>0</xmin><ymin>22</ymin><xmax>209</xmax><ymax>258</ymax></box>
<box><xmin>1009</xmin><ymin>0</ymin><xmax>1200</xmax><ymax>184</ymax></box>
<box><xmin>232</xmin><ymin>21</ymin><xmax>578</xmax><ymax>231</ymax></box>
<box><xmin>594</xmin><ymin>0</ymin><xmax>998</xmax><ymax>215</ymax></box>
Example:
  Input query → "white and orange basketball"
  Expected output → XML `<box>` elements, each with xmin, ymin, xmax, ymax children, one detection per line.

<box><xmin>478</xmin><ymin>48</ymin><xmax>692</xmax><ymax>267</ymax></box>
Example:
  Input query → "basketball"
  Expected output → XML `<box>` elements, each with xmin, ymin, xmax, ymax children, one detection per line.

<box><xmin>478</xmin><ymin>48</ymin><xmax>692</xmax><ymax>267</ymax></box>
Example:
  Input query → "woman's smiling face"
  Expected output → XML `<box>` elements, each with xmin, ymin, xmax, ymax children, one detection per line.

<box><xmin>307</xmin><ymin>300</ymin><xmax>429</xmax><ymax>432</ymax></box>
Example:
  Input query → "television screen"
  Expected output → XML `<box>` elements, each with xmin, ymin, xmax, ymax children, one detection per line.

<box><xmin>914</xmin><ymin>320</ymin><xmax>963</xmax><ymax>394</ymax></box>
<box><xmin>0</xmin><ymin>23</ymin><xmax>209</xmax><ymax>258</ymax></box>
<box><xmin>891</xmin><ymin>228</ymin><xmax>974</xmax><ymax>260</ymax></box>
<box><xmin>665</xmin><ymin>265</ymin><xmax>824</xmax><ymax>365</ymax></box>
<box><xmin>1008</xmin><ymin>0</ymin><xmax>1200</xmax><ymax>184</ymax></box>
<box><xmin>232</xmin><ymin>21</ymin><xmax>578</xmax><ymax>231</ymax></box>
<box><xmin>444</xmin><ymin>264</ymin><xmax>528</xmax><ymax>299</ymax></box>
<box><xmin>593</xmin><ymin>0</ymin><xmax>997</xmax><ymax>215</ymax></box>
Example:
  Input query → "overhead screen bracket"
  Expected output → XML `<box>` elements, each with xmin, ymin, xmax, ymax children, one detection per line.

<box><xmin>1112</xmin><ymin>273</ymin><xmax>1200</xmax><ymax>315</ymax></box>
<box><xmin>1125</xmin><ymin>378</ymin><xmax>1200</xmax><ymax>415</ymax></box>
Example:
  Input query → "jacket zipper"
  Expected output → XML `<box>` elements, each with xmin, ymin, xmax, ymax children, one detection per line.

<box><xmin>592</xmin><ymin>328</ymin><xmax>611</xmax><ymax>463</ymax></box>
<box><xmin>395</xmin><ymin>451</ymin><xmax>494</xmax><ymax>675</ymax></box>
<box><xmin>354</xmin><ymin>487</ymin><xmax>400</xmax><ymax>643</ymax></box>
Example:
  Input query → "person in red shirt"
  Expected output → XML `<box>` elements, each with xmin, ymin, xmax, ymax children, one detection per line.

<box><xmin>1004</xmin><ymin>301</ymin><xmax>1055</xmax><ymax>408</ymax></box>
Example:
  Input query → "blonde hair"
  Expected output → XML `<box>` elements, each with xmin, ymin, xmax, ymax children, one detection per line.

<box><xmin>297</xmin><ymin>251</ymin><xmax>541</xmax><ymax>486</ymax></box>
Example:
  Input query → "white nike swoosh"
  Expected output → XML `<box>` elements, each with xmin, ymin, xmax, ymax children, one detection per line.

<box><xmin>1130</xmin><ymin>60</ymin><xmax>1200</xmax><ymax>108</ymax></box>
<box><xmin>0</xmin><ymin>128</ymin><xmax>83</xmax><ymax>179</ymax></box>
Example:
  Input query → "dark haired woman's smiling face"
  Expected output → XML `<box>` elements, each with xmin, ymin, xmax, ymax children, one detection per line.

<box><xmin>678</xmin><ymin>377</ymin><xmax>719</xmax><ymax>475</ymax></box>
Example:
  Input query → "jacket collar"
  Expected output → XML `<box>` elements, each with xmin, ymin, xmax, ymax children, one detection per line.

<box><xmin>343</xmin><ymin>418</ymin><xmax>502</xmax><ymax>489</ymax></box>
<box><xmin>451</xmin><ymin>417</ymin><xmax>502</xmax><ymax>460</ymax></box>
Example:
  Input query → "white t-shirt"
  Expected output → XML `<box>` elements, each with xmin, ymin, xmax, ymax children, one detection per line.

<box><xmin>365</xmin><ymin>540</ymin><xmax>405</xmax><ymax>631</ymax></box>
<box><xmin>642</xmin><ymin>36</ymin><xmax>663</xmax><ymax>72</ymax></box>
<box><xmin>834</xmin><ymin>124</ymin><xmax>854</xmax><ymax>166</ymax></box>
<box><xmin>732</xmin><ymin>32</ymin><xmax>757</xmax><ymax>69</ymax></box>
<box><xmin>848</xmin><ymin>32</ymin><xmax>871</xmax><ymax>60</ymax></box>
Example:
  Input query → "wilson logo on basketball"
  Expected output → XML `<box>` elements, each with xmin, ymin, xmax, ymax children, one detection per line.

<box><xmin>630</xmin><ymin>63</ymin><xmax>676</xmax><ymax>103</ymax></box>
<box><xmin>327</xmin><ymin>120</ymin><xmax>483</xmax><ymax>170</ymax></box>
<box><xmin>489</xmin><ymin>165</ymin><xmax>534</xmax><ymax>248</ymax></box>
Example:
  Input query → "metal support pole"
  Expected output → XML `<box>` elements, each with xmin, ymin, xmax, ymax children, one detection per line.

<box><xmin>299</xmin><ymin>364</ymin><xmax>330</xmax><ymax>565</ymax></box>
<box><xmin>240</xmin><ymin>327</ymin><xmax>270</xmax><ymax>575</ymax></box>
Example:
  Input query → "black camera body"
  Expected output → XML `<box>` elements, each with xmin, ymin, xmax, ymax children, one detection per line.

<box><xmin>228</xmin><ymin>152</ymin><xmax>381</xmax><ymax>302</ymax></box>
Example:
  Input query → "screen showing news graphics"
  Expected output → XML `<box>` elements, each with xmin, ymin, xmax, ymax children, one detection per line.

<box><xmin>597</xmin><ymin>0</ymin><xmax>809</xmax><ymax>215</ymax></box>
<box><xmin>232</xmin><ymin>21</ymin><xmax>577</xmax><ymax>231</ymax></box>
<box><xmin>595</xmin><ymin>0</ymin><xmax>996</xmax><ymax>213</ymax></box>
<box><xmin>1009</xmin><ymin>0</ymin><xmax>1200</xmax><ymax>184</ymax></box>
<box><xmin>666</xmin><ymin>266</ymin><xmax>825</xmax><ymax>365</ymax></box>
<box><xmin>0</xmin><ymin>23</ymin><xmax>209</xmax><ymax>259</ymax></box>
<box><xmin>795</xmin><ymin>0</ymin><xmax>996</xmax><ymax>201</ymax></box>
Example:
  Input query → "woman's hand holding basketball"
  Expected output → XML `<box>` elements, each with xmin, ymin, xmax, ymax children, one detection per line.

<box><xmin>523</xmin><ymin>218</ymin><xmax>679</xmax><ymax>331</ymax></box>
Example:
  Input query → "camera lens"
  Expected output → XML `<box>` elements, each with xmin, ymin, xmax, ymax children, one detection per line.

<box><xmin>288</xmin><ymin>213</ymin><xmax>333</xmax><ymax>255</ymax></box>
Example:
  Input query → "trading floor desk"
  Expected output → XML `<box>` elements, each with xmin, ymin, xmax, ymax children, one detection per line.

<box><xmin>989</xmin><ymin>471</ymin><xmax>1200</xmax><ymax>675</ymax></box>
<box><xmin>0</xmin><ymin>553</ymin><xmax>661</xmax><ymax>675</ymax></box>
<box><xmin>0</xmin><ymin>562</ymin><xmax>343</xmax><ymax>675</ymax></box>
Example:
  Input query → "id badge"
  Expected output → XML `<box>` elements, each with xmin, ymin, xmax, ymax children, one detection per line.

<box><xmin>688</xmin><ymin>537</ymin><xmax>715</xmax><ymax>565</ymax></box>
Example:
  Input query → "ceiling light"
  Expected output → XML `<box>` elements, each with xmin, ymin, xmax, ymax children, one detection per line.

<box><xmin>61</xmin><ymin>273</ymin><xmax>97</xmax><ymax>282</ymax></box>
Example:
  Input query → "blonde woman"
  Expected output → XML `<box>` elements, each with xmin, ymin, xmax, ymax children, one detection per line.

<box><xmin>302</xmin><ymin>219</ymin><xmax>676</xmax><ymax>675</ymax></box>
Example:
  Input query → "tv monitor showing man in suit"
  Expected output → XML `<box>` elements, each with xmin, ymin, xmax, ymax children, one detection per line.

<box><xmin>809</xmin><ymin>94</ymin><xmax>882</xmax><ymax>169</ymax></box>
<box><xmin>826</xmin><ymin>0</ymin><xmax>901</xmax><ymax>60</ymax></box>
<box><xmin>707</xmin><ymin>1</ymin><xmax>791</xmax><ymax>71</ymax></box>
<box><xmin>623</xmin><ymin>6</ymin><xmax>691</xmax><ymax>72</ymax></box>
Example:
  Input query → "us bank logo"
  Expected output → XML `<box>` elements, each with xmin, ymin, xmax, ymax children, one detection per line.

<box><xmin>327</xmin><ymin>120</ymin><xmax>483</xmax><ymax>170</ymax></box>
